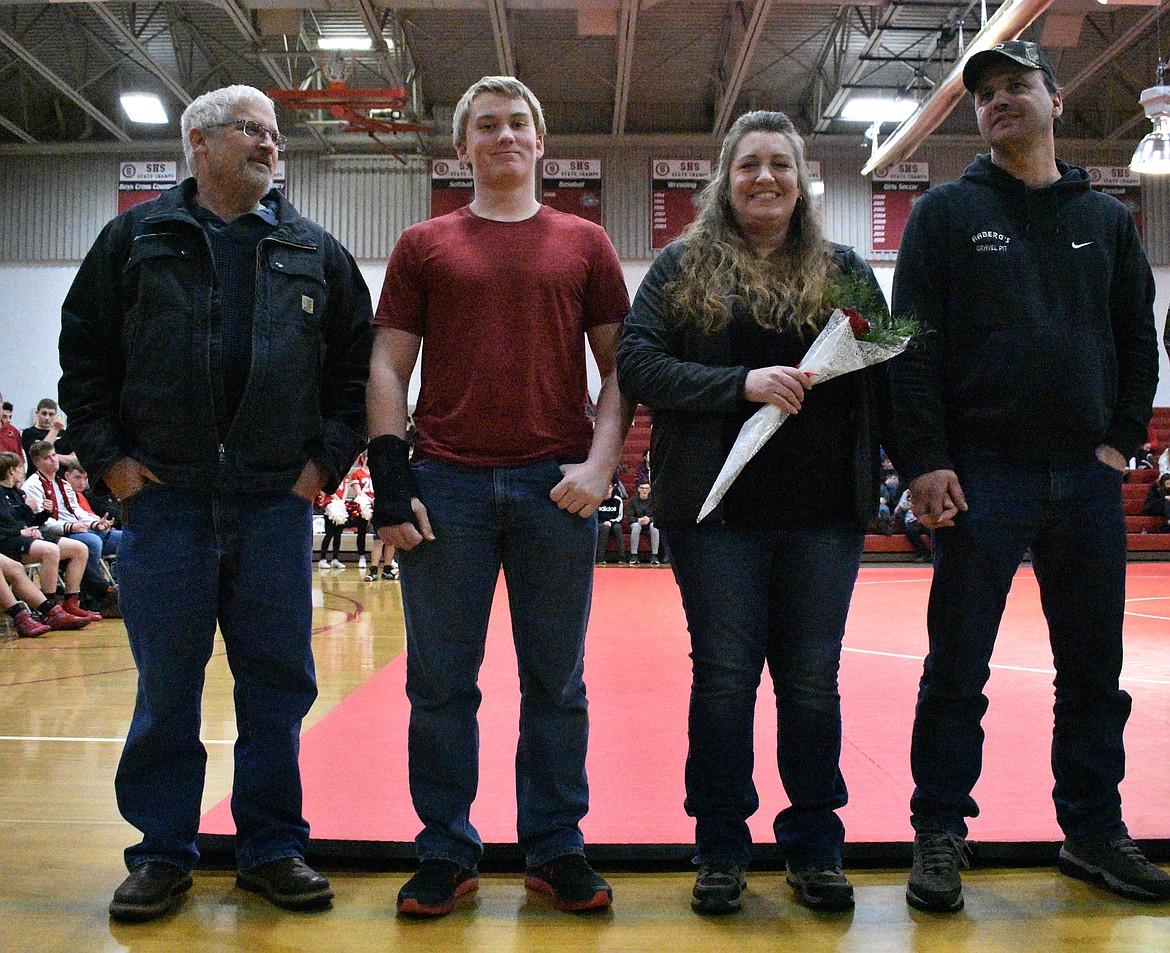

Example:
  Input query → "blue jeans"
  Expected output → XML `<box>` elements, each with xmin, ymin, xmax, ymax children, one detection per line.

<box><xmin>115</xmin><ymin>485</ymin><xmax>317</xmax><ymax>873</ymax></box>
<box><xmin>398</xmin><ymin>458</ymin><xmax>598</xmax><ymax>869</ymax></box>
<box><xmin>664</xmin><ymin>522</ymin><xmax>864</xmax><ymax>869</ymax></box>
<box><xmin>67</xmin><ymin>526</ymin><xmax>121</xmax><ymax>593</ymax></box>
<box><xmin>911</xmin><ymin>452</ymin><xmax>1131</xmax><ymax>840</ymax></box>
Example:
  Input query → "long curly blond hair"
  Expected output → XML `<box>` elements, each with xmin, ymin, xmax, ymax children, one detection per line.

<box><xmin>664</xmin><ymin>111</ymin><xmax>833</xmax><ymax>335</ymax></box>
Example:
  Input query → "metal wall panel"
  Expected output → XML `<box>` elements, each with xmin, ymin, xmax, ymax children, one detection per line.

<box><xmin>0</xmin><ymin>157</ymin><xmax>117</xmax><ymax>262</ymax></box>
<box><xmin>0</xmin><ymin>140</ymin><xmax>1164</xmax><ymax>264</ymax></box>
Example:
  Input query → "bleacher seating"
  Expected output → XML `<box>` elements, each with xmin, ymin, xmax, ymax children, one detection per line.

<box><xmin>608</xmin><ymin>407</ymin><xmax>1170</xmax><ymax>562</ymax></box>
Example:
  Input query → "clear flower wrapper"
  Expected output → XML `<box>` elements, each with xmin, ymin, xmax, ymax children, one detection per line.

<box><xmin>697</xmin><ymin>307</ymin><xmax>913</xmax><ymax>522</ymax></box>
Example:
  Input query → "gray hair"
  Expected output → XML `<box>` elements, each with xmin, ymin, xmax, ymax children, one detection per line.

<box><xmin>451</xmin><ymin>76</ymin><xmax>546</xmax><ymax>152</ymax></box>
<box><xmin>180</xmin><ymin>85</ymin><xmax>276</xmax><ymax>174</ymax></box>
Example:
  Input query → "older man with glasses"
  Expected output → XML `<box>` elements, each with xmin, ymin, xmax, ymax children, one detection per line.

<box><xmin>59</xmin><ymin>84</ymin><xmax>372</xmax><ymax>922</ymax></box>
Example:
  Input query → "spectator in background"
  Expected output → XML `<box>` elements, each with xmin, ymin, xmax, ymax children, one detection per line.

<box><xmin>21</xmin><ymin>398</ymin><xmax>76</xmax><ymax>471</ymax></box>
<box><xmin>1</xmin><ymin>402</ymin><xmax>25</xmax><ymax>472</ymax></box>
<box><xmin>595</xmin><ymin>483</ymin><xmax>625</xmax><ymax>564</ymax></box>
<box><xmin>627</xmin><ymin>482</ymin><xmax>660</xmax><ymax>565</ymax></box>
<box><xmin>893</xmin><ymin>489</ymin><xmax>930</xmax><ymax>559</ymax></box>
<box><xmin>23</xmin><ymin>441</ymin><xmax>120</xmax><ymax>612</ymax></box>
<box><xmin>64</xmin><ymin>460</ymin><xmax>121</xmax><ymax>529</ymax></box>
<box><xmin>634</xmin><ymin>448</ymin><xmax>651</xmax><ymax>486</ymax></box>
<box><xmin>1142</xmin><ymin>472</ymin><xmax>1170</xmax><ymax>528</ymax></box>
<box><xmin>0</xmin><ymin>451</ymin><xmax>97</xmax><ymax>628</ymax></box>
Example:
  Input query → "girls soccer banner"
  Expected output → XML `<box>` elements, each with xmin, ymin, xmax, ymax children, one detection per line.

<box><xmin>541</xmin><ymin>159</ymin><xmax>603</xmax><ymax>225</ymax></box>
<box><xmin>430</xmin><ymin>159</ymin><xmax>474</xmax><ymax>218</ymax></box>
<box><xmin>651</xmin><ymin>159</ymin><xmax>711</xmax><ymax>250</ymax></box>
<box><xmin>117</xmin><ymin>160</ymin><xmax>178</xmax><ymax>213</ymax></box>
<box><xmin>871</xmin><ymin>162</ymin><xmax>928</xmax><ymax>253</ymax></box>
<box><xmin>1087</xmin><ymin>166</ymin><xmax>1142</xmax><ymax>238</ymax></box>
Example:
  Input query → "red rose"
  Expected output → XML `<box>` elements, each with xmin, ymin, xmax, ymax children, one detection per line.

<box><xmin>844</xmin><ymin>308</ymin><xmax>869</xmax><ymax>338</ymax></box>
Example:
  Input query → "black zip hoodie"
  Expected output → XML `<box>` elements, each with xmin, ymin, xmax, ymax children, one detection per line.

<box><xmin>889</xmin><ymin>154</ymin><xmax>1158</xmax><ymax>484</ymax></box>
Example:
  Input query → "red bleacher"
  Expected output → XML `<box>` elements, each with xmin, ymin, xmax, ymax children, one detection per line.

<box><xmin>612</xmin><ymin>407</ymin><xmax>1170</xmax><ymax>559</ymax></box>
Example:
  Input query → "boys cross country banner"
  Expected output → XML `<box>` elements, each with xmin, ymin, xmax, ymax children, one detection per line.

<box><xmin>1087</xmin><ymin>166</ymin><xmax>1142</xmax><ymax>239</ymax></box>
<box><xmin>651</xmin><ymin>159</ymin><xmax>711</xmax><ymax>250</ymax></box>
<box><xmin>430</xmin><ymin>159</ymin><xmax>474</xmax><ymax>218</ymax></box>
<box><xmin>871</xmin><ymin>162</ymin><xmax>929</xmax><ymax>253</ymax></box>
<box><xmin>541</xmin><ymin>159</ymin><xmax>603</xmax><ymax>225</ymax></box>
<box><xmin>117</xmin><ymin>161</ymin><xmax>178</xmax><ymax>213</ymax></box>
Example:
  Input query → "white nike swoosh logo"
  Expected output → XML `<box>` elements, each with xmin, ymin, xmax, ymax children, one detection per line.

<box><xmin>1072</xmin><ymin>241</ymin><xmax>1094</xmax><ymax>249</ymax></box>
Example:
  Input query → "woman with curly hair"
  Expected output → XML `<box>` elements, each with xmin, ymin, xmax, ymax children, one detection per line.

<box><xmin>618</xmin><ymin>110</ymin><xmax>895</xmax><ymax>916</ymax></box>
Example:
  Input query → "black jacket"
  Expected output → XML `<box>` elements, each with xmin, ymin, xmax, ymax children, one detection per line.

<box><xmin>889</xmin><ymin>155</ymin><xmax>1158</xmax><ymax>484</ymax></box>
<box><xmin>0</xmin><ymin>484</ymin><xmax>47</xmax><ymax>554</ymax></box>
<box><xmin>58</xmin><ymin>180</ymin><xmax>373</xmax><ymax>495</ymax></box>
<box><xmin>617</xmin><ymin>240</ymin><xmax>893</xmax><ymax>528</ymax></box>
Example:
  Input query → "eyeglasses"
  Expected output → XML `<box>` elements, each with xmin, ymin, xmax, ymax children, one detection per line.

<box><xmin>210</xmin><ymin>118</ymin><xmax>288</xmax><ymax>152</ymax></box>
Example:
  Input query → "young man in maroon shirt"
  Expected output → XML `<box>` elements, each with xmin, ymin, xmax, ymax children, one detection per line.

<box><xmin>368</xmin><ymin>76</ymin><xmax>633</xmax><ymax>917</ymax></box>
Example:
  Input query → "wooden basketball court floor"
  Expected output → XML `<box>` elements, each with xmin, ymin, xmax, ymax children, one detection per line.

<box><xmin>2</xmin><ymin>563</ymin><xmax>1168</xmax><ymax>952</ymax></box>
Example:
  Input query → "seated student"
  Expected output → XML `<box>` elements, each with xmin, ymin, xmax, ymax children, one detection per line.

<box><xmin>1</xmin><ymin>402</ymin><xmax>25</xmax><ymax>472</ymax></box>
<box><xmin>22</xmin><ymin>441</ymin><xmax>120</xmax><ymax>610</ymax></box>
<box><xmin>62</xmin><ymin>460</ymin><xmax>121</xmax><ymax>530</ymax></box>
<box><xmin>0</xmin><ymin>451</ymin><xmax>96</xmax><ymax>628</ymax></box>
<box><xmin>1142</xmin><ymin>472</ymin><xmax>1170</xmax><ymax>528</ymax></box>
<box><xmin>894</xmin><ymin>489</ymin><xmax>931</xmax><ymax>560</ymax></box>
<box><xmin>21</xmin><ymin>398</ymin><xmax>76</xmax><ymax>472</ymax></box>
<box><xmin>627</xmin><ymin>482</ymin><xmax>661</xmax><ymax>565</ymax></box>
<box><xmin>595</xmin><ymin>483</ymin><xmax>625</xmax><ymax>564</ymax></box>
<box><xmin>1</xmin><ymin>552</ymin><xmax>56</xmax><ymax>637</ymax></box>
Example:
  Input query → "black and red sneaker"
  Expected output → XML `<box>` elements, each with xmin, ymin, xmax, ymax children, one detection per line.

<box><xmin>524</xmin><ymin>854</ymin><xmax>612</xmax><ymax>912</ymax></box>
<box><xmin>396</xmin><ymin>859</ymin><xmax>479</xmax><ymax>916</ymax></box>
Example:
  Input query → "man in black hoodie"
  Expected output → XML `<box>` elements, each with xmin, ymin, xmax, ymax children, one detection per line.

<box><xmin>890</xmin><ymin>41</ymin><xmax>1166</xmax><ymax>913</ymax></box>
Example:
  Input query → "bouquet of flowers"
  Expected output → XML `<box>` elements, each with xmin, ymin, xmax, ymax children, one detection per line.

<box><xmin>696</xmin><ymin>279</ymin><xmax>919</xmax><ymax>522</ymax></box>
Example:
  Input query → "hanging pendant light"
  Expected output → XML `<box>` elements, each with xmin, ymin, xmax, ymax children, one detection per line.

<box><xmin>1131</xmin><ymin>61</ymin><xmax>1170</xmax><ymax>176</ymax></box>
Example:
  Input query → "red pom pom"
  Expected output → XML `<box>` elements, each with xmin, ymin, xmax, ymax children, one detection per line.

<box><xmin>844</xmin><ymin>308</ymin><xmax>869</xmax><ymax>337</ymax></box>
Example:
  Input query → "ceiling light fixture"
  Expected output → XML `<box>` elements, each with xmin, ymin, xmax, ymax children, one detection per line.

<box><xmin>318</xmin><ymin>36</ymin><xmax>374</xmax><ymax>51</ymax></box>
<box><xmin>1131</xmin><ymin>59</ymin><xmax>1170</xmax><ymax>176</ymax></box>
<box><xmin>839</xmin><ymin>96</ymin><xmax>918</xmax><ymax>124</ymax></box>
<box><xmin>120</xmin><ymin>93</ymin><xmax>168</xmax><ymax>124</ymax></box>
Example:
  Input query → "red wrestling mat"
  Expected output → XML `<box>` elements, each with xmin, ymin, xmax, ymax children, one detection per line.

<box><xmin>201</xmin><ymin>564</ymin><xmax>1170</xmax><ymax>851</ymax></box>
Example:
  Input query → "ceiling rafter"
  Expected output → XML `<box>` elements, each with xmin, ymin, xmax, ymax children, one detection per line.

<box><xmin>0</xmin><ymin>22</ymin><xmax>129</xmax><ymax>140</ymax></box>
<box><xmin>486</xmin><ymin>0</ymin><xmax>514</xmax><ymax>76</ymax></box>
<box><xmin>713</xmin><ymin>0</ymin><xmax>774</xmax><ymax>137</ymax></box>
<box><xmin>87</xmin><ymin>2</ymin><xmax>192</xmax><ymax>104</ymax></box>
<box><xmin>351</xmin><ymin>0</ymin><xmax>401</xmax><ymax>85</ymax></box>
<box><xmin>613</xmin><ymin>0</ymin><xmax>638</xmax><ymax>135</ymax></box>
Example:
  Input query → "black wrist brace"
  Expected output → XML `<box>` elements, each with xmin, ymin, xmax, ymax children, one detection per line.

<box><xmin>367</xmin><ymin>434</ymin><xmax>417</xmax><ymax>531</ymax></box>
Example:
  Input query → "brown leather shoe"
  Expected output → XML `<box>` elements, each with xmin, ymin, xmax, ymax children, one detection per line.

<box><xmin>109</xmin><ymin>861</ymin><xmax>193</xmax><ymax>922</ymax></box>
<box><xmin>236</xmin><ymin>857</ymin><xmax>333</xmax><ymax>911</ymax></box>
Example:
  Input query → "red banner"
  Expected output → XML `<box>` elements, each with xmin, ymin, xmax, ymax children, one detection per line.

<box><xmin>1087</xmin><ymin>166</ymin><xmax>1143</xmax><ymax>239</ymax></box>
<box><xmin>541</xmin><ymin>158</ymin><xmax>602</xmax><ymax>224</ymax></box>
<box><xmin>871</xmin><ymin>162</ymin><xmax>928</xmax><ymax>253</ymax></box>
<box><xmin>430</xmin><ymin>159</ymin><xmax>474</xmax><ymax>218</ymax></box>
<box><xmin>117</xmin><ymin>160</ymin><xmax>178</xmax><ymax>213</ymax></box>
<box><xmin>651</xmin><ymin>159</ymin><xmax>710</xmax><ymax>250</ymax></box>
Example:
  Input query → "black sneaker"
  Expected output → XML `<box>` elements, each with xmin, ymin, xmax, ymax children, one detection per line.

<box><xmin>691</xmin><ymin>860</ymin><xmax>746</xmax><ymax>914</ymax></box>
<box><xmin>109</xmin><ymin>861</ymin><xmax>193</xmax><ymax>922</ymax></box>
<box><xmin>524</xmin><ymin>854</ymin><xmax>612</xmax><ymax>911</ymax></box>
<box><xmin>1058</xmin><ymin>835</ymin><xmax>1170</xmax><ymax>901</ymax></box>
<box><xmin>396</xmin><ymin>859</ymin><xmax>479</xmax><ymax>916</ymax></box>
<box><xmin>786</xmin><ymin>862</ymin><xmax>855</xmax><ymax>911</ymax></box>
<box><xmin>906</xmin><ymin>830</ymin><xmax>970</xmax><ymax>912</ymax></box>
<box><xmin>383</xmin><ymin>564</ymin><xmax>399</xmax><ymax>580</ymax></box>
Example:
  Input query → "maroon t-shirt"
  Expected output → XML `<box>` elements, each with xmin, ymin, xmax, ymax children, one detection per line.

<box><xmin>374</xmin><ymin>205</ymin><xmax>629</xmax><ymax>466</ymax></box>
